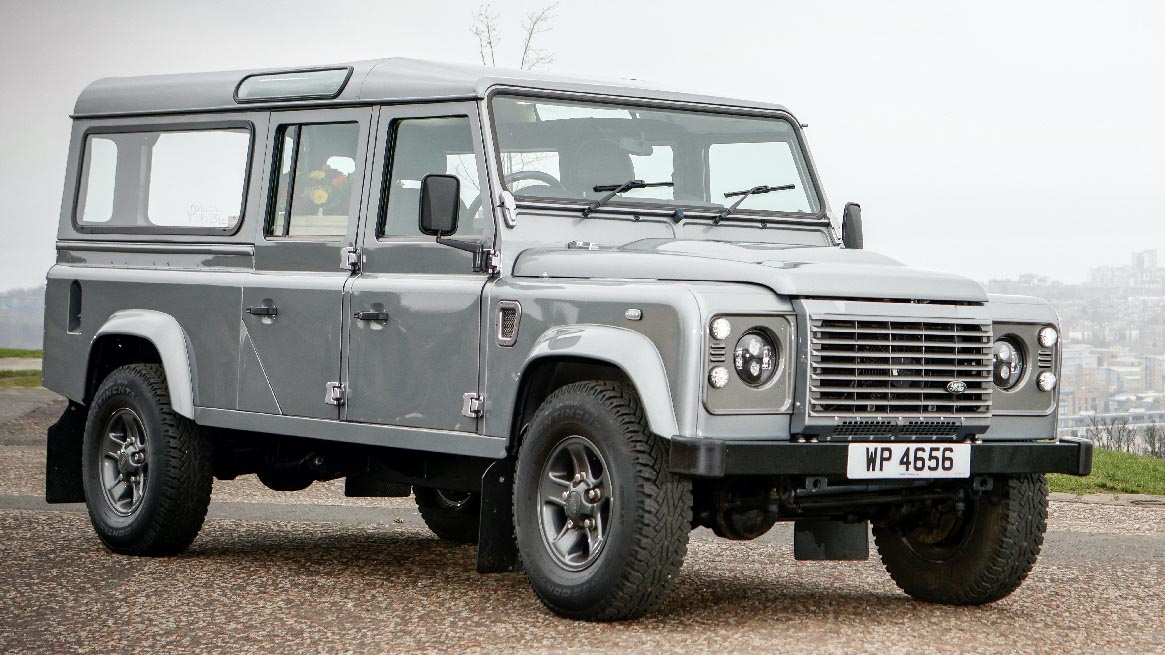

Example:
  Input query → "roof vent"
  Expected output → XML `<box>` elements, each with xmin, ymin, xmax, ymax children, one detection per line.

<box><xmin>235</xmin><ymin>67</ymin><xmax>352</xmax><ymax>103</ymax></box>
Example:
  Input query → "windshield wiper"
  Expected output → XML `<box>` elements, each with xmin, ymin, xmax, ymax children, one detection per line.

<box><xmin>582</xmin><ymin>179</ymin><xmax>674</xmax><ymax>217</ymax></box>
<box><xmin>713</xmin><ymin>184</ymin><xmax>796</xmax><ymax>225</ymax></box>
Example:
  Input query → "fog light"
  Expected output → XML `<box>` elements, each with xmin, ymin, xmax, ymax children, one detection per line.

<box><xmin>709</xmin><ymin>366</ymin><xmax>730</xmax><ymax>389</ymax></box>
<box><xmin>1037</xmin><ymin>371</ymin><xmax>1057</xmax><ymax>392</ymax></box>
<box><xmin>1038</xmin><ymin>326</ymin><xmax>1059</xmax><ymax>348</ymax></box>
<box><xmin>710</xmin><ymin>317</ymin><xmax>732</xmax><ymax>341</ymax></box>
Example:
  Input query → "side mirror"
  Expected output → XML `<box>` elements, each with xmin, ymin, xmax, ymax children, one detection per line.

<box><xmin>419</xmin><ymin>174</ymin><xmax>461</xmax><ymax>236</ymax></box>
<box><xmin>842</xmin><ymin>202</ymin><xmax>863</xmax><ymax>249</ymax></box>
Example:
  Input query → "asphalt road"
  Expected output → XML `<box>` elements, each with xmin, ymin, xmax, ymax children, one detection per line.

<box><xmin>1</xmin><ymin>388</ymin><xmax>1163</xmax><ymax>655</ymax></box>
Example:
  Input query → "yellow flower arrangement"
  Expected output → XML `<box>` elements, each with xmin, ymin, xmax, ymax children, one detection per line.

<box><xmin>299</xmin><ymin>165</ymin><xmax>350</xmax><ymax>214</ymax></box>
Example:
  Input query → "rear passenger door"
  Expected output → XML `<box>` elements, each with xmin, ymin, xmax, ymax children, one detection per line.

<box><xmin>239</xmin><ymin>108</ymin><xmax>373</xmax><ymax>419</ymax></box>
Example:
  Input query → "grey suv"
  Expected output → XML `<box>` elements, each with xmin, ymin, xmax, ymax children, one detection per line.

<box><xmin>42</xmin><ymin>58</ymin><xmax>1091</xmax><ymax>621</ymax></box>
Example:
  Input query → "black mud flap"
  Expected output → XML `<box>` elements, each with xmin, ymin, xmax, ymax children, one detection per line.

<box><xmin>45</xmin><ymin>401</ymin><xmax>88</xmax><ymax>504</ymax></box>
<box><xmin>476</xmin><ymin>459</ymin><xmax>520</xmax><ymax>573</ymax></box>
<box><xmin>794</xmin><ymin>519</ymin><xmax>870</xmax><ymax>561</ymax></box>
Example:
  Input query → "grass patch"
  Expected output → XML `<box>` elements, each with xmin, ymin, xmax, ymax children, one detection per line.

<box><xmin>0</xmin><ymin>370</ymin><xmax>41</xmax><ymax>388</ymax></box>
<box><xmin>0</xmin><ymin>348</ymin><xmax>42</xmax><ymax>359</ymax></box>
<box><xmin>1049</xmin><ymin>448</ymin><xmax>1165</xmax><ymax>496</ymax></box>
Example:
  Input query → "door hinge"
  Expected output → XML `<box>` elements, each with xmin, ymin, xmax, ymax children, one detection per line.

<box><xmin>482</xmin><ymin>249</ymin><xmax>500</xmax><ymax>276</ymax></box>
<box><xmin>341</xmin><ymin>247</ymin><xmax>361</xmax><ymax>273</ymax></box>
<box><xmin>462</xmin><ymin>392</ymin><xmax>484</xmax><ymax>418</ymax></box>
<box><xmin>326</xmin><ymin>381</ymin><xmax>347</xmax><ymax>406</ymax></box>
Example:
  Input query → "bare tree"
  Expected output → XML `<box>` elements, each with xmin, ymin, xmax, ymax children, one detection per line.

<box><xmin>470</xmin><ymin>4</ymin><xmax>501</xmax><ymax>67</ymax></box>
<box><xmin>471</xmin><ymin>2</ymin><xmax>558</xmax><ymax>71</ymax></box>
<box><xmin>1144</xmin><ymin>419</ymin><xmax>1163</xmax><ymax>459</ymax></box>
<box><xmin>519</xmin><ymin>3</ymin><xmax>558</xmax><ymax>71</ymax></box>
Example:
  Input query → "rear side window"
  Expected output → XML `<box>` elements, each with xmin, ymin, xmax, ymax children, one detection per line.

<box><xmin>76</xmin><ymin>127</ymin><xmax>251</xmax><ymax>232</ymax></box>
<box><xmin>267</xmin><ymin>123</ymin><xmax>360</xmax><ymax>240</ymax></box>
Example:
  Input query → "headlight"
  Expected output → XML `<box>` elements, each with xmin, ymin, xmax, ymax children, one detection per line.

<box><xmin>733</xmin><ymin>330</ymin><xmax>777</xmax><ymax>387</ymax></box>
<box><xmin>992</xmin><ymin>337</ymin><xmax>1025</xmax><ymax>390</ymax></box>
<box><xmin>1038</xmin><ymin>326</ymin><xmax>1059</xmax><ymax>348</ymax></box>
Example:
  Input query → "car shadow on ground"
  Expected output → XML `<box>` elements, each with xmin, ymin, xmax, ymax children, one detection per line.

<box><xmin>172</xmin><ymin>522</ymin><xmax>977</xmax><ymax>628</ymax></box>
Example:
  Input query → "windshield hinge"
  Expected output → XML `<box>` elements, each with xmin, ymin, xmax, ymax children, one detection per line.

<box><xmin>341</xmin><ymin>247</ymin><xmax>361</xmax><ymax>273</ymax></box>
<box><xmin>462</xmin><ymin>392</ymin><xmax>484</xmax><ymax>418</ymax></box>
<box><xmin>325</xmin><ymin>381</ymin><xmax>347</xmax><ymax>406</ymax></box>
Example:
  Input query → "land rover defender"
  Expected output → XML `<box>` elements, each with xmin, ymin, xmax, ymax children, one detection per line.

<box><xmin>42</xmin><ymin>58</ymin><xmax>1092</xmax><ymax>621</ymax></box>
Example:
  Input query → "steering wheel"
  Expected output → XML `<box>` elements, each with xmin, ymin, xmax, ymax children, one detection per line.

<box><xmin>466</xmin><ymin>170</ymin><xmax>570</xmax><ymax>218</ymax></box>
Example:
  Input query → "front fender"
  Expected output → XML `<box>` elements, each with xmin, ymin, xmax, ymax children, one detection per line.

<box><xmin>524</xmin><ymin>324</ymin><xmax>679</xmax><ymax>437</ymax></box>
<box><xmin>93</xmin><ymin>309</ymin><xmax>196</xmax><ymax>418</ymax></box>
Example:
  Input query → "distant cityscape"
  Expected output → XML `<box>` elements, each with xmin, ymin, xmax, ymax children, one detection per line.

<box><xmin>987</xmin><ymin>249</ymin><xmax>1165</xmax><ymax>447</ymax></box>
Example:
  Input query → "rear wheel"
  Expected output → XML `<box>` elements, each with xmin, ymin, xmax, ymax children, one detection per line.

<box><xmin>81</xmin><ymin>364</ymin><xmax>213</xmax><ymax>556</ymax></box>
<box><xmin>514</xmin><ymin>381</ymin><xmax>691</xmax><ymax>621</ymax></box>
<box><xmin>874</xmin><ymin>474</ymin><xmax>1048</xmax><ymax>604</ymax></box>
<box><xmin>414</xmin><ymin>487</ymin><xmax>480</xmax><ymax>544</ymax></box>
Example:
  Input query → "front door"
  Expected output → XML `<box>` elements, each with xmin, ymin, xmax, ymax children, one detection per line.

<box><xmin>240</xmin><ymin>108</ymin><xmax>373</xmax><ymax>419</ymax></box>
<box><xmin>344</xmin><ymin>102</ymin><xmax>491</xmax><ymax>431</ymax></box>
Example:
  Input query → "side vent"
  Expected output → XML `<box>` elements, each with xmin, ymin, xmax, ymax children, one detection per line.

<box><xmin>496</xmin><ymin>301</ymin><xmax>522</xmax><ymax>347</ymax></box>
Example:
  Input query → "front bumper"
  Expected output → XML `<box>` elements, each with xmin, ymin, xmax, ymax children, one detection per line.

<box><xmin>670</xmin><ymin>436</ymin><xmax>1093</xmax><ymax>478</ymax></box>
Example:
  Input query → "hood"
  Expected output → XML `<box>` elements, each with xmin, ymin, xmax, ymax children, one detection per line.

<box><xmin>512</xmin><ymin>239</ymin><xmax>988</xmax><ymax>303</ymax></box>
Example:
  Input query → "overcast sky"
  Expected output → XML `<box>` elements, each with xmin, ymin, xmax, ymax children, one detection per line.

<box><xmin>1</xmin><ymin>0</ymin><xmax>1162</xmax><ymax>291</ymax></box>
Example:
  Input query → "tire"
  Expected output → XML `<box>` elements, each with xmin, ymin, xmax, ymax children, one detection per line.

<box><xmin>514</xmin><ymin>381</ymin><xmax>692</xmax><ymax>621</ymax></box>
<box><xmin>874</xmin><ymin>473</ymin><xmax>1048</xmax><ymax>605</ymax></box>
<box><xmin>414</xmin><ymin>487</ymin><xmax>480</xmax><ymax>544</ymax></box>
<box><xmin>81</xmin><ymin>364</ymin><xmax>213</xmax><ymax>556</ymax></box>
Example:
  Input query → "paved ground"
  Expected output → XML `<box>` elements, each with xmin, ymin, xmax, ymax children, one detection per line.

<box><xmin>1</xmin><ymin>388</ymin><xmax>1163</xmax><ymax>654</ymax></box>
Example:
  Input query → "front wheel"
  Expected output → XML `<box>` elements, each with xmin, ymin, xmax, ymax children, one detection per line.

<box><xmin>874</xmin><ymin>474</ymin><xmax>1048</xmax><ymax>605</ymax></box>
<box><xmin>514</xmin><ymin>381</ymin><xmax>692</xmax><ymax>621</ymax></box>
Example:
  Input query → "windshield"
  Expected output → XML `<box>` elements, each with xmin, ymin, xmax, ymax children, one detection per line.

<box><xmin>490</xmin><ymin>95</ymin><xmax>821</xmax><ymax>217</ymax></box>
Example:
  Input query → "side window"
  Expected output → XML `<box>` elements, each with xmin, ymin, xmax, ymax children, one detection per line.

<box><xmin>79</xmin><ymin>137</ymin><xmax>117</xmax><ymax>223</ymax></box>
<box><xmin>268</xmin><ymin>122</ymin><xmax>360</xmax><ymax>240</ymax></box>
<box><xmin>76</xmin><ymin>128</ymin><xmax>250</xmax><ymax>230</ymax></box>
<box><xmin>381</xmin><ymin>116</ymin><xmax>484</xmax><ymax>238</ymax></box>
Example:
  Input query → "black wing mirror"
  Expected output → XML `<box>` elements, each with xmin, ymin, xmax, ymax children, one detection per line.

<box><xmin>842</xmin><ymin>202</ymin><xmax>863</xmax><ymax>250</ymax></box>
<box><xmin>418</xmin><ymin>173</ymin><xmax>493</xmax><ymax>273</ymax></box>
<box><xmin>418</xmin><ymin>174</ymin><xmax>461</xmax><ymax>236</ymax></box>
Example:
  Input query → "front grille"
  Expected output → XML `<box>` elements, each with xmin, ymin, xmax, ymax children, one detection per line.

<box><xmin>828</xmin><ymin>419</ymin><xmax>961</xmax><ymax>441</ymax></box>
<box><xmin>809</xmin><ymin>318</ymin><xmax>992</xmax><ymax>419</ymax></box>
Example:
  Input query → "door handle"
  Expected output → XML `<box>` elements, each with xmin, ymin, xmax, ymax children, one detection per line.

<box><xmin>354</xmin><ymin>310</ymin><xmax>389</xmax><ymax>322</ymax></box>
<box><xmin>246</xmin><ymin>305</ymin><xmax>278</xmax><ymax>317</ymax></box>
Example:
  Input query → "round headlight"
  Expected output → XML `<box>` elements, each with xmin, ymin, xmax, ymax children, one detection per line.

<box><xmin>734</xmin><ymin>330</ymin><xmax>778</xmax><ymax>387</ymax></box>
<box><xmin>1038</xmin><ymin>326</ymin><xmax>1059</xmax><ymax>348</ymax></box>
<box><xmin>709</xmin><ymin>366</ymin><xmax>730</xmax><ymax>389</ymax></box>
<box><xmin>992</xmin><ymin>337</ymin><xmax>1026</xmax><ymax>390</ymax></box>
<box><xmin>710</xmin><ymin>317</ymin><xmax>732</xmax><ymax>341</ymax></box>
<box><xmin>1037</xmin><ymin>371</ymin><xmax>1057</xmax><ymax>392</ymax></box>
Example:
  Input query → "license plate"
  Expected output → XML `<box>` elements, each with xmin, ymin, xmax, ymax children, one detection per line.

<box><xmin>846</xmin><ymin>443</ymin><xmax>971</xmax><ymax>479</ymax></box>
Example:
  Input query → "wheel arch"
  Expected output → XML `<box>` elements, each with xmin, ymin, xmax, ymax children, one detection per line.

<box><xmin>88</xmin><ymin>310</ymin><xmax>196</xmax><ymax>418</ymax></box>
<box><xmin>511</xmin><ymin>325</ymin><xmax>679</xmax><ymax>450</ymax></box>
